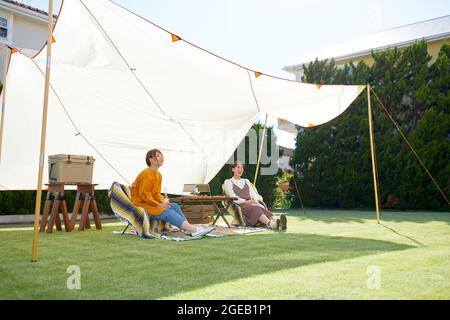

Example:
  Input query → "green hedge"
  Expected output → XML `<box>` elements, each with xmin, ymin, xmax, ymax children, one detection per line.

<box><xmin>0</xmin><ymin>190</ymin><xmax>113</xmax><ymax>215</ymax></box>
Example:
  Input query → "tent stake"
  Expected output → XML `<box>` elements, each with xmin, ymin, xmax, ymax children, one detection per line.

<box><xmin>367</xmin><ymin>84</ymin><xmax>381</xmax><ymax>224</ymax></box>
<box><xmin>0</xmin><ymin>46</ymin><xmax>11</xmax><ymax>162</ymax></box>
<box><xmin>32</xmin><ymin>0</ymin><xmax>54</xmax><ymax>262</ymax></box>
<box><xmin>253</xmin><ymin>113</ymin><xmax>268</xmax><ymax>186</ymax></box>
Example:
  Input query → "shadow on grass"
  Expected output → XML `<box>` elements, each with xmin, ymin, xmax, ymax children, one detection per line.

<box><xmin>0</xmin><ymin>226</ymin><xmax>414</xmax><ymax>299</ymax></box>
<box><xmin>93</xmin><ymin>232</ymin><xmax>415</xmax><ymax>299</ymax></box>
<box><xmin>380</xmin><ymin>224</ymin><xmax>427</xmax><ymax>247</ymax></box>
<box><xmin>278</xmin><ymin>208</ymin><xmax>450</xmax><ymax>225</ymax></box>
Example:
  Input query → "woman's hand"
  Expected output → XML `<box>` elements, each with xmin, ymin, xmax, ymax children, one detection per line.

<box><xmin>246</xmin><ymin>199</ymin><xmax>259</xmax><ymax>205</ymax></box>
<box><xmin>160</xmin><ymin>202</ymin><xmax>171</xmax><ymax>209</ymax></box>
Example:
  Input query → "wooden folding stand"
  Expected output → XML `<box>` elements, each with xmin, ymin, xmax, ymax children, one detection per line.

<box><xmin>70</xmin><ymin>183</ymin><xmax>102</xmax><ymax>231</ymax></box>
<box><xmin>40</xmin><ymin>183</ymin><xmax>71</xmax><ymax>233</ymax></box>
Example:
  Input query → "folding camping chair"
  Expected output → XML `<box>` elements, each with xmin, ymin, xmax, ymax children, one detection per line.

<box><xmin>108</xmin><ymin>182</ymin><xmax>168</xmax><ymax>237</ymax></box>
<box><xmin>222</xmin><ymin>182</ymin><xmax>268</xmax><ymax>227</ymax></box>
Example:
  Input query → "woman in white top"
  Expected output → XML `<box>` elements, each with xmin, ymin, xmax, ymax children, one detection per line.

<box><xmin>223</xmin><ymin>161</ymin><xmax>287</xmax><ymax>230</ymax></box>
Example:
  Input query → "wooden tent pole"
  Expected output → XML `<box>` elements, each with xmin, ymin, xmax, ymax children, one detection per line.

<box><xmin>253</xmin><ymin>113</ymin><xmax>269</xmax><ymax>186</ymax></box>
<box><xmin>32</xmin><ymin>0</ymin><xmax>54</xmax><ymax>262</ymax></box>
<box><xmin>367</xmin><ymin>84</ymin><xmax>381</xmax><ymax>224</ymax></box>
<box><xmin>0</xmin><ymin>46</ymin><xmax>11</xmax><ymax>161</ymax></box>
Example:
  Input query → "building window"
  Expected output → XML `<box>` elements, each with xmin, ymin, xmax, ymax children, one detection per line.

<box><xmin>0</xmin><ymin>16</ymin><xmax>7</xmax><ymax>39</ymax></box>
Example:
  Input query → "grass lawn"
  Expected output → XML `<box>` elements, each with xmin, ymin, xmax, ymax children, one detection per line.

<box><xmin>0</xmin><ymin>209</ymin><xmax>449</xmax><ymax>299</ymax></box>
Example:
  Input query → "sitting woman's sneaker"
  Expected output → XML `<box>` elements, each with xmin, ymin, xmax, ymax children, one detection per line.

<box><xmin>280</xmin><ymin>214</ymin><xmax>287</xmax><ymax>230</ymax></box>
<box><xmin>191</xmin><ymin>226</ymin><xmax>215</xmax><ymax>237</ymax></box>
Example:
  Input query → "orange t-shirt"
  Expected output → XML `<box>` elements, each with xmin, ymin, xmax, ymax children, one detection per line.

<box><xmin>130</xmin><ymin>167</ymin><xmax>166</xmax><ymax>215</ymax></box>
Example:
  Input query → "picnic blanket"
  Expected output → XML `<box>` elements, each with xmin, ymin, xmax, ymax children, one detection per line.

<box><xmin>112</xmin><ymin>223</ymin><xmax>268</xmax><ymax>241</ymax></box>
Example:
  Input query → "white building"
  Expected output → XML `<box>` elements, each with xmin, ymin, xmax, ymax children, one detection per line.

<box><xmin>1</xmin><ymin>0</ymin><xmax>56</xmax><ymax>83</ymax></box>
<box><xmin>277</xmin><ymin>146</ymin><xmax>294</xmax><ymax>172</ymax></box>
<box><xmin>283</xmin><ymin>15</ymin><xmax>450</xmax><ymax>81</ymax></box>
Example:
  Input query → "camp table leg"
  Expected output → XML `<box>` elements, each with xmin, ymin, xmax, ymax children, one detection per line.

<box><xmin>61</xmin><ymin>197</ymin><xmax>71</xmax><ymax>232</ymax></box>
<box><xmin>46</xmin><ymin>192</ymin><xmax>61</xmax><ymax>233</ymax></box>
<box><xmin>85</xmin><ymin>212</ymin><xmax>91</xmax><ymax>229</ymax></box>
<box><xmin>55</xmin><ymin>210</ymin><xmax>62</xmax><ymax>231</ymax></box>
<box><xmin>78</xmin><ymin>193</ymin><xmax>91</xmax><ymax>231</ymax></box>
<box><xmin>84</xmin><ymin>198</ymin><xmax>91</xmax><ymax>230</ymax></box>
<box><xmin>90</xmin><ymin>197</ymin><xmax>102</xmax><ymax>230</ymax></box>
<box><xmin>211</xmin><ymin>203</ymin><xmax>231</xmax><ymax>228</ymax></box>
<box><xmin>212</xmin><ymin>213</ymin><xmax>221</xmax><ymax>226</ymax></box>
<box><xmin>40</xmin><ymin>192</ymin><xmax>53</xmax><ymax>232</ymax></box>
<box><xmin>54</xmin><ymin>192</ymin><xmax>64</xmax><ymax>231</ymax></box>
<box><xmin>70</xmin><ymin>192</ymin><xmax>82</xmax><ymax>231</ymax></box>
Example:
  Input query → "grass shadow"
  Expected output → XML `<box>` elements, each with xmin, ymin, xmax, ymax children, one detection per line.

<box><xmin>0</xmin><ymin>225</ymin><xmax>413</xmax><ymax>299</ymax></box>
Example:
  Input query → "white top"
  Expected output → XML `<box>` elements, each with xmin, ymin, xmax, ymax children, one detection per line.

<box><xmin>223</xmin><ymin>178</ymin><xmax>263</xmax><ymax>205</ymax></box>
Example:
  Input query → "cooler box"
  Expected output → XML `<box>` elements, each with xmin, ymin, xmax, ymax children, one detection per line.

<box><xmin>48</xmin><ymin>154</ymin><xmax>95</xmax><ymax>184</ymax></box>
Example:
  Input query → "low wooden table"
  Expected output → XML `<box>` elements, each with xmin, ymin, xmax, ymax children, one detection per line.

<box><xmin>170</xmin><ymin>196</ymin><xmax>237</xmax><ymax>228</ymax></box>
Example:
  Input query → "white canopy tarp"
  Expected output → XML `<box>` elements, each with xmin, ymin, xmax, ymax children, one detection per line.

<box><xmin>0</xmin><ymin>0</ymin><xmax>364</xmax><ymax>193</ymax></box>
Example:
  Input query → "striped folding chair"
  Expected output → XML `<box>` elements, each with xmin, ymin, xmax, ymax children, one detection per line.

<box><xmin>108</xmin><ymin>182</ymin><xmax>168</xmax><ymax>238</ymax></box>
<box><xmin>222</xmin><ymin>183</ymin><xmax>268</xmax><ymax>227</ymax></box>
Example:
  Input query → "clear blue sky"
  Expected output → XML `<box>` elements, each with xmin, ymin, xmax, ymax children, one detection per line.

<box><xmin>19</xmin><ymin>0</ymin><xmax>450</xmax><ymax>147</ymax></box>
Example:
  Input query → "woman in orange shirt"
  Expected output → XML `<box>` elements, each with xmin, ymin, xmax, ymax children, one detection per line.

<box><xmin>131</xmin><ymin>149</ymin><xmax>214</xmax><ymax>237</ymax></box>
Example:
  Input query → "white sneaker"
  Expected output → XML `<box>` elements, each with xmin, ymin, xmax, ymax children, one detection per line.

<box><xmin>191</xmin><ymin>226</ymin><xmax>215</xmax><ymax>237</ymax></box>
